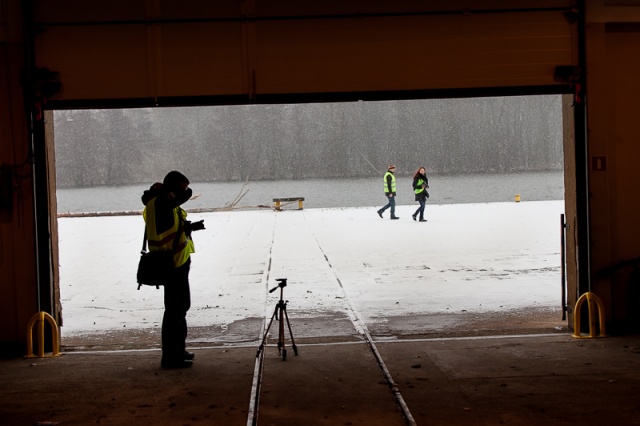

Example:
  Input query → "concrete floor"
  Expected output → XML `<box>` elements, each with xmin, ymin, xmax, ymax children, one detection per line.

<box><xmin>2</xmin><ymin>331</ymin><xmax>640</xmax><ymax>425</ymax></box>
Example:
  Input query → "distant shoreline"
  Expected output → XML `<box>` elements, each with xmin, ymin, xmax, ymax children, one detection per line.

<box><xmin>56</xmin><ymin>171</ymin><xmax>565</xmax><ymax>214</ymax></box>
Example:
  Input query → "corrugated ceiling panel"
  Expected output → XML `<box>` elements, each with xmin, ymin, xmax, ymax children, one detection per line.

<box><xmin>32</xmin><ymin>1</ymin><xmax>575</xmax><ymax>103</ymax></box>
<box><xmin>158</xmin><ymin>23</ymin><xmax>245</xmax><ymax>97</ymax></box>
<box><xmin>158</xmin><ymin>0</ymin><xmax>241</xmax><ymax>19</ymax></box>
<box><xmin>34</xmin><ymin>23</ymin><xmax>246</xmax><ymax>100</ymax></box>
<box><xmin>252</xmin><ymin>0</ymin><xmax>572</xmax><ymax>17</ymax></box>
<box><xmin>33</xmin><ymin>0</ymin><xmax>149</xmax><ymax>22</ymax></box>
<box><xmin>254</xmin><ymin>12</ymin><xmax>574</xmax><ymax>94</ymax></box>
<box><xmin>34</xmin><ymin>25</ymin><xmax>152</xmax><ymax>99</ymax></box>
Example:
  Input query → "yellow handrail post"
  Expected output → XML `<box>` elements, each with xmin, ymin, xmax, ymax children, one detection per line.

<box><xmin>25</xmin><ymin>311</ymin><xmax>61</xmax><ymax>358</ymax></box>
<box><xmin>572</xmin><ymin>292</ymin><xmax>607</xmax><ymax>338</ymax></box>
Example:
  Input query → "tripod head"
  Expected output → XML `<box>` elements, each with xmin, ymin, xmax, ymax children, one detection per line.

<box><xmin>269</xmin><ymin>278</ymin><xmax>287</xmax><ymax>293</ymax></box>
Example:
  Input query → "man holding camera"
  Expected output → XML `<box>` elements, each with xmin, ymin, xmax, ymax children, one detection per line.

<box><xmin>142</xmin><ymin>171</ymin><xmax>205</xmax><ymax>369</ymax></box>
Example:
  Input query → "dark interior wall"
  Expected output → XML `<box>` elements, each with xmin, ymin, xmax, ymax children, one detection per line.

<box><xmin>0</xmin><ymin>0</ymin><xmax>38</xmax><ymax>354</ymax></box>
<box><xmin>585</xmin><ymin>17</ymin><xmax>640</xmax><ymax>331</ymax></box>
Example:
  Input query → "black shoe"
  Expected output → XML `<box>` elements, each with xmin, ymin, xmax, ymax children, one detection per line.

<box><xmin>162</xmin><ymin>359</ymin><xmax>193</xmax><ymax>369</ymax></box>
<box><xmin>412</xmin><ymin>214</ymin><xmax>417</xmax><ymax>221</ymax></box>
<box><xmin>184</xmin><ymin>351</ymin><xmax>195</xmax><ymax>360</ymax></box>
<box><xmin>419</xmin><ymin>219</ymin><xmax>427</xmax><ymax>222</ymax></box>
<box><xmin>391</xmin><ymin>216</ymin><xmax>400</xmax><ymax>220</ymax></box>
<box><xmin>377</xmin><ymin>210</ymin><xmax>383</xmax><ymax>218</ymax></box>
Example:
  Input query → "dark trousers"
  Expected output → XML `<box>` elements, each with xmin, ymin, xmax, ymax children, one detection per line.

<box><xmin>413</xmin><ymin>199</ymin><xmax>426</xmax><ymax>220</ymax></box>
<box><xmin>379</xmin><ymin>194</ymin><xmax>396</xmax><ymax>217</ymax></box>
<box><xmin>162</xmin><ymin>259</ymin><xmax>191</xmax><ymax>362</ymax></box>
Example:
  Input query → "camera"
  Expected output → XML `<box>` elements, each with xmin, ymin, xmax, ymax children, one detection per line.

<box><xmin>185</xmin><ymin>219</ymin><xmax>205</xmax><ymax>236</ymax></box>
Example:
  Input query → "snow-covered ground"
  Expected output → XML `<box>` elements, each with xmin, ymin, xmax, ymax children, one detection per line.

<box><xmin>58</xmin><ymin>200</ymin><xmax>565</xmax><ymax>338</ymax></box>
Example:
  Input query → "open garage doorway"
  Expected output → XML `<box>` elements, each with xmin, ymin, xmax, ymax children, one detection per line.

<box><xmin>49</xmin><ymin>94</ymin><xmax>570</xmax><ymax>349</ymax></box>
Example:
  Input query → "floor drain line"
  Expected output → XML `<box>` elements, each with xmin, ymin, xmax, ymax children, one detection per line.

<box><xmin>333</xmin><ymin>274</ymin><xmax>418</xmax><ymax>426</ymax></box>
<box><xmin>246</xmin><ymin>219</ymin><xmax>277</xmax><ymax>426</ymax></box>
<box><xmin>315</xmin><ymin>243</ymin><xmax>417</xmax><ymax>426</ymax></box>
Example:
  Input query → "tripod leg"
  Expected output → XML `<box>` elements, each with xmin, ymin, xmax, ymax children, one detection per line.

<box><xmin>278</xmin><ymin>301</ymin><xmax>286</xmax><ymax>360</ymax></box>
<box><xmin>282</xmin><ymin>306</ymin><xmax>298</xmax><ymax>356</ymax></box>
<box><xmin>257</xmin><ymin>305</ymin><xmax>279</xmax><ymax>357</ymax></box>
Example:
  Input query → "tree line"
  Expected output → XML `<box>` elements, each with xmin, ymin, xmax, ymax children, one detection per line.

<box><xmin>53</xmin><ymin>95</ymin><xmax>563</xmax><ymax>188</ymax></box>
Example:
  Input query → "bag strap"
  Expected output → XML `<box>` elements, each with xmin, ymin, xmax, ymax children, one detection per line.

<box><xmin>141</xmin><ymin>229</ymin><xmax>148</xmax><ymax>253</ymax></box>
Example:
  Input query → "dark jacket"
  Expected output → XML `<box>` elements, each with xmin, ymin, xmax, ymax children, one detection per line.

<box><xmin>412</xmin><ymin>174</ymin><xmax>429</xmax><ymax>201</ymax></box>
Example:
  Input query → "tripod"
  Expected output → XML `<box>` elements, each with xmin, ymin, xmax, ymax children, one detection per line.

<box><xmin>257</xmin><ymin>278</ymin><xmax>298</xmax><ymax>361</ymax></box>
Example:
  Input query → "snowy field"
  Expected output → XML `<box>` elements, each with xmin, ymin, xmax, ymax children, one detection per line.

<box><xmin>58</xmin><ymin>200</ymin><xmax>565</xmax><ymax>338</ymax></box>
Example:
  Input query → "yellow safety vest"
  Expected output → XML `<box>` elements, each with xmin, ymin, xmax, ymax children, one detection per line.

<box><xmin>143</xmin><ymin>197</ymin><xmax>195</xmax><ymax>268</ymax></box>
<box><xmin>415</xmin><ymin>177</ymin><xmax>427</xmax><ymax>195</ymax></box>
<box><xmin>383</xmin><ymin>171</ymin><xmax>396</xmax><ymax>193</ymax></box>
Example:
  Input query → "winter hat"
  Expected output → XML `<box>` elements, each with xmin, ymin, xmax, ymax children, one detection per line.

<box><xmin>163</xmin><ymin>170</ymin><xmax>189</xmax><ymax>192</ymax></box>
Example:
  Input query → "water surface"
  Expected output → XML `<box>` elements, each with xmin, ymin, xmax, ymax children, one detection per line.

<box><xmin>56</xmin><ymin>171</ymin><xmax>565</xmax><ymax>214</ymax></box>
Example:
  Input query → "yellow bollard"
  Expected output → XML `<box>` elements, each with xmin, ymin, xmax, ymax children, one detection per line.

<box><xmin>572</xmin><ymin>292</ymin><xmax>607</xmax><ymax>338</ymax></box>
<box><xmin>25</xmin><ymin>311</ymin><xmax>61</xmax><ymax>358</ymax></box>
<box><xmin>515</xmin><ymin>194</ymin><xmax>521</xmax><ymax>202</ymax></box>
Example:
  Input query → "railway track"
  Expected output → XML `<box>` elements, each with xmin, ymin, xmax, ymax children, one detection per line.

<box><xmin>246</xmin><ymin>213</ymin><xmax>417</xmax><ymax>426</ymax></box>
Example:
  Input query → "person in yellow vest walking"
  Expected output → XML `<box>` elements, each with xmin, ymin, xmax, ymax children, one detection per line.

<box><xmin>142</xmin><ymin>171</ymin><xmax>205</xmax><ymax>369</ymax></box>
<box><xmin>377</xmin><ymin>165</ymin><xmax>400</xmax><ymax>220</ymax></box>
<box><xmin>411</xmin><ymin>166</ymin><xmax>429</xmax><ymax>222</ymax></box>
